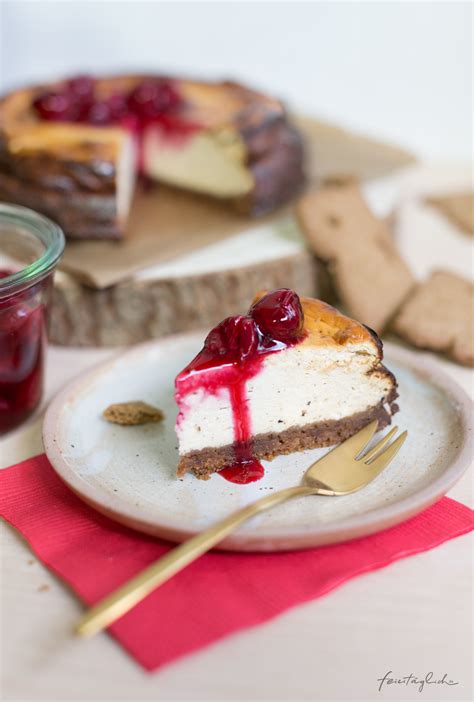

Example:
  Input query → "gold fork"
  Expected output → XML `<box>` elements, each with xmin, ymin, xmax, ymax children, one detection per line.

<box><xmin>76</xmin><ymin>419</ymin><xmax>407</xmax><ymax>637</ymax></box>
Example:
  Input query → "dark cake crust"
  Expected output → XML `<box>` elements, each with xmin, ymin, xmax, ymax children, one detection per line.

<box><xmin>234</xmin><ymin>122</ymin><xmax>305</xmax><ymax>216</ymax></box>
<box><xmin>177</xmin><ymin>392</ymin><xmax>399</xmax><ymax>480</ymax></box>
<box><xmin>0</xmin><ymin>137</ymin><xmax>118</xmax><ymax>194</ymax></box>
<box><xmin>0</xmin><ymin>169</ymin><xmax>122</xmax><ymax>240</ymax></box>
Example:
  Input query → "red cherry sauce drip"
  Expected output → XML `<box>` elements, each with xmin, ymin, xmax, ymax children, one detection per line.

<box><xmin>32</xmin><ymin>76</ymin><xmax>201</xmax><ymax>176</ymax></box>
<box><xmin>176</xmin><ymin>290</ymin><xmax>305</xmax><ymax>484</ymax></box>
<box><xmin>175</xmin><ymin>338</ymin><xmax>271</xmax><ymax>484</ymax></box>
<box><xmin>0</xmin><ymin>269</ymin><xmax>45</xmax><ymax>433</ymax></box>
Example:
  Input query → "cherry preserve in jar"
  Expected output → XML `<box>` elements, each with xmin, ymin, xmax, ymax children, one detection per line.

<box><xmin>0</xmin><ymin>204</ymin><xmax>64</xmax><ymax>433</ymax></box>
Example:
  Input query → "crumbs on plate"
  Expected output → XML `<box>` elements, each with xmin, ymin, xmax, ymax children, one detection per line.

<box><xmin>103</xmin><ymin>401</ymin><xmax>164</xmax><ymax>426</ymax></box>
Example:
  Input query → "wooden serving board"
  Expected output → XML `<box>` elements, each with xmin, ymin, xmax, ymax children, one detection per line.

<box><xmin>50</xmin><ymin>115</ymin><xmax>415</xmax><ymax>346</ymax></box>
<box><xmin>51</xmin><ymin>219</ymin><xmax>317</xmax><ymax>346</ymax></box>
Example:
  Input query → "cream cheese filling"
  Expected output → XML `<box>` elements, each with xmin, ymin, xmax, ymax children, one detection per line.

<box><xmin>176</xmin><ymin>344</ymin><xmax>393</xmax><ymax>455</ymax></box>
<box><xmin>143</xmin><ymin>127</ymin><xmax>254</xmax><ymax>198</ymax></box>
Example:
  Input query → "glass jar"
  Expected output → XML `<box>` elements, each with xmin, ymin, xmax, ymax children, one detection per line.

<box><xmin>0</xmin><ymin>204</ymin><xmax>65</xmax><ymax>433</ymax></box>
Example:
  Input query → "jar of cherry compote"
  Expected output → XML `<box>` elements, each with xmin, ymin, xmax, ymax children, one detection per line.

<box><xmin>0</xmin><ymin>204</ymin><xmax>65</xmax><ymax>433</ymax></box>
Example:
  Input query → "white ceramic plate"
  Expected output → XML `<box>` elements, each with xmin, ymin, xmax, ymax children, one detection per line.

<box><xmin>43</xmin><ymin>335</ymin><xmax>472</xmax><ymax>551</ymax></box>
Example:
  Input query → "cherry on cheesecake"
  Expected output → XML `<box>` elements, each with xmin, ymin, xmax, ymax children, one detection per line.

<box><xmin>32</xmin><ymin>75</ymin><xmax>182</xmax><ymax>128</ymax></box>
<box><xmin>250</xmin><ymin>288</ymin><xmax>304</xmax><ymax>342</ymax></box>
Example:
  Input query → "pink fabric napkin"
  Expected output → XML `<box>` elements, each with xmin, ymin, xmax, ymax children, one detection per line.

<box><xmin>1</xmin><ymin>453</ymin><xmax>472</xmax><ymax>672</ymax></box>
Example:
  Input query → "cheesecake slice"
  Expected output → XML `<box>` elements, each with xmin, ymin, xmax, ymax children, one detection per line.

<box><xmin>0</xmin><ymin>75</ymin><xmax>305</xmax><ymax>240</ymax></box>
<box><xmin>175</xmin><ymin>289</ymin><xmax>398</xmax><ymax>482</ymax></box>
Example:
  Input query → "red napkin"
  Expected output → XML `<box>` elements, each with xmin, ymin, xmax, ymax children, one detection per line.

<box><xmin>1</xmin><ymin>454</ymin><xmax>472</xmax><ymax>672</ymax></box>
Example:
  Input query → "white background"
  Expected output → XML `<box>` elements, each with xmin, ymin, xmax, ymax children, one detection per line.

<box><xmin>1</xmin><ymin>0</ymin><xmax>472</xmax><ymax>161</ymax></box>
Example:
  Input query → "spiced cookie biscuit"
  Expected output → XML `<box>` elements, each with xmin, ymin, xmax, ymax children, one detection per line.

<box><xmin>296</xmin><ymin>182</ymin><xmax>414</xmax><ymax>332</ymax></box>
<box><xmin>103</xmin><ymin>401</ymin><xmax>164</xmax><ymax>425</ymax></box>
<box><xmin>392</xmin><ymin>270</ymin><xmax>474</xmax><ymax>366</ymax></box>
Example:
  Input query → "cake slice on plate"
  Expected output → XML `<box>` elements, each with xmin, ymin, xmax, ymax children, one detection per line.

<box><xmin>175</xmin><ymin>289</ymin><xmax>398</xmax><ymax>482</ymax></box>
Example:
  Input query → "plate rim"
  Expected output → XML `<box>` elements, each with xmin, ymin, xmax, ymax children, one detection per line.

<box><xmin>42</xmin><ymin>334</ymin><xmax>473</xmax><ymax>552</ymax></box>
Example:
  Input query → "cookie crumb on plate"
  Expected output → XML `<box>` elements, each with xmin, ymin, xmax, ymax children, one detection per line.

<box><xmin>103</xmin><ymin>401</ymin><xmax>164</xmax><ymax>426</ymax></box>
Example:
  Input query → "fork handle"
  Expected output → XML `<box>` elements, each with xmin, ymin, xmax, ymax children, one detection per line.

<box><xmin>76</xmin><ymin>484</ymin><xmax>315</xmax><ymax>637</ymax></box>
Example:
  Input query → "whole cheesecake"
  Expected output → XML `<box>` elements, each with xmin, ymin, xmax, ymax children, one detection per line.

<box><xmin>0</xmin><ymin>75</ymin><xmax>305</xmax><ymax>240</ymax></box>
<box><xmin>175</xmin><ymin>289</ymin><xmax>399</xmax><ymax>482</ymax></box>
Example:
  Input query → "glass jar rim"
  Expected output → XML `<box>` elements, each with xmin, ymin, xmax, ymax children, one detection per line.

<box><xmin>0</xmin><ymin>202</ymin><xmax>65</xmax><ymax>299</ymax></box>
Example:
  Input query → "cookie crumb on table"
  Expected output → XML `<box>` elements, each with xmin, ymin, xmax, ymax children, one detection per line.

<box><xmin>103</xmin><ymin>401</ymin><xmax>165</xmax><ymax>426</ymax></box>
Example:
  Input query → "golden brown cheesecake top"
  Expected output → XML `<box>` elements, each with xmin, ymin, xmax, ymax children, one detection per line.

<box><xmin>299</xmin><ymin>296</ymin><xmax>374</xmax><ymax>347</ymax></box>
<box><xmin>251</xmin><ymin>291</ymin><xmax>375</xmax><ymax>349</ymax></box>
<box><xmin>0</xmin><ymin>75</ymin><xmax>285</xmax><ymax>161</ymax></box>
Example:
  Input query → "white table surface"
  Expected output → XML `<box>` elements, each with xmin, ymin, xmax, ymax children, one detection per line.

<box><xmin>2</xmin><ymin>166</ymin><xmax>473</xmax><ymax>701</ymax></box>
